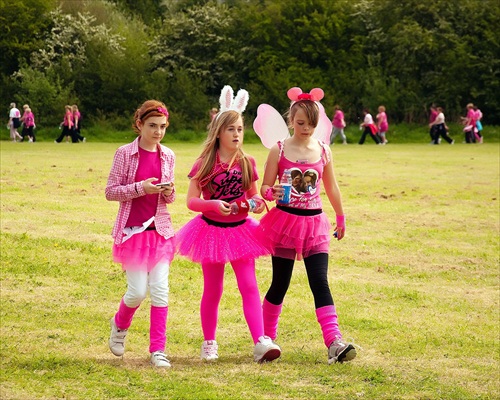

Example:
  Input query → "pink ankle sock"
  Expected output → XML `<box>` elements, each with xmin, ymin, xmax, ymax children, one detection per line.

<box><xmin>150</xmin><ymin>306</ymin><xmax>168</xmax><ymax>353</ymax></box>
<box><xmin>315</xmin><ymin>305</ymin><xmax>342</xmax><ymax>348</ymax></box>
<box><xmin>263</xmin><ymin>298</ymin><xmax>282</xmax><ymax>341</ymax></box>
<box><xmin>114</xmin><ymin>299</ymin><xmax>139</xmax><ymax>330</ymax></box>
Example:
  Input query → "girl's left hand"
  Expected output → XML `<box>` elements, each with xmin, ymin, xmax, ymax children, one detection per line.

<box><xmin>252</xmin><ymin>198</ymin><xmax>266</xmax><ymax>214</ymax></box>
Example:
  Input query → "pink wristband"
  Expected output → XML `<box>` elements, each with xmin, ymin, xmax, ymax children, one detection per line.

<box><xmin>336</xmin><ymin>215</ymin><xmax>346</xmax><ymax>230</ymax></box>
<box><xmin>264</xmin><ymin>187</ymin><xmax>274</xmax><ymax>201</ymax></box>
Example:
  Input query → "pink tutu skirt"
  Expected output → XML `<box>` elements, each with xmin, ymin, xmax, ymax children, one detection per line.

<box><xmin>176</xmin><ymin>215</ymin><xmax>270</xmax><ymax>264</ymax></box>
<box><xmin>113</xmin><ymin>230</ymin><xmax>175</xmax><ymax>272</ymax></box>
<box><xmin>257</xmin><ymin>207</ymin><xmax>331</xmax><ymax>260</ymax></box>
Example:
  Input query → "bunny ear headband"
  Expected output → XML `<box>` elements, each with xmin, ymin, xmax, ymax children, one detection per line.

<box><xmin>287</xmin><ymin>87</ymin><xmax>324</xmax><ymax>103</ymax></box>
<box><xmin>218</xmin><ymin>85</ymin><xmax>249</xmax><ymax>116</ymax></box>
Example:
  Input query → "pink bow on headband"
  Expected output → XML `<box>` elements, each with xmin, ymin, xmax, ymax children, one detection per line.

<box><xmin>157</xmin><ymin>107</ymin><xmax>169</xmax><ymax>118</ymax></box>
<box><xmin>287</xmin><ymin>87</ymin><xmax>325</xmax><ymax>102</ymax></box>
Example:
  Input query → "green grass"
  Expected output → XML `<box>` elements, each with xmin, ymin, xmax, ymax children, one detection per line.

<box><xmin>1</xmin><ymin>141</ymin><xmax>499</xmax><ymax>399</ymax></box>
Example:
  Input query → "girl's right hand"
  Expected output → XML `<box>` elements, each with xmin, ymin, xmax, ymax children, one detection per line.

<box><xmin>218</xmin><ymin>200</ymin><xmax>231</xmax><ymax>216</ymax></box>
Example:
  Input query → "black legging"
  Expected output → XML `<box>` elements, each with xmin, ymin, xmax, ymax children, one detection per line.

<box><xmin>358</xmin><ymin>127</ymin><xmax>381</xmax><ymax>144</ymax></box>
<box><xmin>264</xmin><ymin>253</ymin><xmax>334</xmax><ymax>309</ymax></box>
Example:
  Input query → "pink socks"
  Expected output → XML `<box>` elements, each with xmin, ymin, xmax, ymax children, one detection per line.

<box><xmin>315</xmin><ymin>305</ymin><xmax>342</xmax><ymax>347</ymax></box>
<box><xmin>114</xmin><ymin>299</ymin><xmax>168</xmax><ymax>353</ymax></box>
<box><xmin>114</xmin><ymin>298</ymin><xmax>139</xmax><ymax>330</ymax></box>
<box><xmin>262</xmin><ymin>298</ymin><xmax>282</xmax><ymax>341</ymax></box>
<box><xmin>150</xmin><ymin>306</ymin><xmax>168</xmax><ymax>353</ymax></box>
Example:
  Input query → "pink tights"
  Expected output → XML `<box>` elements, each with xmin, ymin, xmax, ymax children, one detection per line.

<box><xmin>201</xmin><ymin>258</ymin><xmax>264</xmax><ymax>344</ymax></box>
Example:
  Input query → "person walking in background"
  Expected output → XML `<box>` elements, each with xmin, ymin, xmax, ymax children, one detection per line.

<box><xmin>8</xmin><ymin>103</ymin><xmax>22</xmax><ymax>142</ymax></box>
<box><xmin>176</xmin><ymin>86</ymin><xmax>281</xmax><ymax>364</ymax></box>
<box><xmin>463</xmin><ymin>103</ymin><xmax>478</xmax><ymax>143</ymax></box>
<box><xmin>358</xmin><ymin>108</ymin><xmax>381</xmax><ymax>145</ymax></box>
<box><xmin>105</xmin><ymin>100</ymin><xmax>176</xmax><ymax>368</ymax></box>
<box><xmin>258</xmin><ymin>87</ymin><xmax>356</xmax><ymax>365</ymax></box>
<box><xmin>429</xmin><ymin>107</ymin><xmax>454</xmax><ymax>145</ymax></box>
<box><xmin>474</xmin><ymin>105</ymin><xmax>483</xmax><ymax>143</ymax></box>
<box><xmin>376</xmin><ymin>105</ymin><xmax>389</xmax><ymax>144</ymax></box>
<box><xmin>20</xmin><ymin>105</ymin><xmax>36</xmax><ymax>142</ymax></box>
<box><xmin>54</xmin><ymin>105</ymin><xmax>75</xmax><ymax>143</ymax></box>
<box><xmin>428</xmin><ymin>105</ymin><xmax>438</xmax><ymax>144</ymax></box>
<box><xmin>72</xmin><ymin>105</ymin><xmax>86</xmax><ymax>142</ymax></box>
<box><xmin>330</xmin><ymin>105</ymin><xmax>347</xmax><ymax>145</ymax></box>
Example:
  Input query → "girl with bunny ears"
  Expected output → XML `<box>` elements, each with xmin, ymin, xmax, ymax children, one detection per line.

<box><xmin>176</xmin><ymin>86</ymin><xmax>281</xmax><ymax>363</ymax></box>
<box><xmin>255</xmin><ymin>87</ymin><xmax>357</xmax><ymax>364</ymax></box>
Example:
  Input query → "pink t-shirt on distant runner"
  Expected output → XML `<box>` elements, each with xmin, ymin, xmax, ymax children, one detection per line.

<box><xmin>332</xmin><ymin>110</ymin><xmax>345</xmax><ymax>129</ymax></box>
<box><xmin>377</xmin><ymin>111</ymin><xmax>388</xmax><ymax>132</ymax></box>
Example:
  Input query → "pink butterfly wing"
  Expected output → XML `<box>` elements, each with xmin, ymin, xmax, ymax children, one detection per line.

<box><xmin>313</xmin><ymin>103</ymin><xmax>332</xmax><ymax>144</ymax></box>
<box><xmin>253</xmin><ymin>104</ymin><xmax>290</xmax><ymax>149</ymax></box>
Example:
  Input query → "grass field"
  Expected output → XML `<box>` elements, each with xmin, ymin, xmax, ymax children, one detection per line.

<box><xmin>1</xmin><ymin>140</ymin><xmax>499</xmax><ymax>399</ymax></box>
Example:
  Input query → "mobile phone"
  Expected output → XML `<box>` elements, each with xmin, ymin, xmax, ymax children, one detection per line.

<box><xmin>155</xmin><ymin>182</ymin><xmax>172</xmax><ymax>188</ymax></box>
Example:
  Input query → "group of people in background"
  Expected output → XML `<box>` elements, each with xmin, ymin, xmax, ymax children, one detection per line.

<box><xmin>462</xmin><ymin>103</ymin><xmax>483</xmax><ymax>144</ymax></box>
<box><xmin>7</xmin><ymin>103</ymin><xmax>86</xmax><ymax>143</ymax></box>
<box><xmin>428</xmin><ymin>103</ymin><xmax>484</xmax><ymax>145</ymax></box>
<box><xmin>7</xmin><ymin>103</ymin><xmax>36</xmax><ymax>142</ymax></box>
<box><xmin>330</xmin><ymin>103</ymin><xmax>485</xmax><ymax>146</ymax></box>
<box><xmin>54</xmin><ymin>104</ymin><xmax>85</xmax><ymax>143</ymax></box>
<box><xmin>330</xmin><ymin>105</ymin><xmax>389</xmax><ymax>145</ymax></box>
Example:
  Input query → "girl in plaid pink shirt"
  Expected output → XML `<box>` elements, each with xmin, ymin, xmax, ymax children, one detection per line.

<box><xmin>105</xmin><ymin>100</ymin><xmax>176</xmax><ymax>368</ymax></box>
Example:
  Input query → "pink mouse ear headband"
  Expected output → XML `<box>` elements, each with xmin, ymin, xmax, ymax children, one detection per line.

<box><xmin>217</xmin><ymin>85</ymin><xmax>249</xmax><ymax>118</ymax></box>
<box><xmin>287</xmin><ymin>87</ymin><xmax>324</xmax><ymax>103</ymax></box>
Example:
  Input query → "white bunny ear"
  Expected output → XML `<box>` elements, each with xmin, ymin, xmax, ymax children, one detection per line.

<box><xmin>232</xmin><ymin>89</ymin><xmax>249</xmax><ymax>113</ymax></box>
<box><xmin>219</xmin><ymin>85</ymin><xmax>234</xmax><ymax>112</ymax></box>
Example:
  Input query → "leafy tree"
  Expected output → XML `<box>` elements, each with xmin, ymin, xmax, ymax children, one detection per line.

<box><xmin>151</xmin><ymin>2</ymin><xmax>237</xmax><ymax>97</ymax></box>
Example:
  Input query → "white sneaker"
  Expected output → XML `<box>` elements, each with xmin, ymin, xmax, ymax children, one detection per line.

<box><xmin>151</xmin><ymin>351</ymin><xmax>171</xmax><ymax>368</ymax></box>
<box><xmin>109</xmin><ymin>318</ymin><xmax>128</xmax><ymax>356</ymax></box>
<box><xmin>327</xmin><ymin>338</ymin><xmax>356</xmax><ymax>364</ymax></box>
<box><xmin>200</xmin><ymin>340</ymin><xmax>218</xmax><ymax>361</ymax></box>
<box><xmin>253</xmin><ymin>336</ymin><xmax>281</xmax><ymax>363</ymax></box>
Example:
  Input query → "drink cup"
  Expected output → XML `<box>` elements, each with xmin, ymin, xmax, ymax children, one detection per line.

<box><xmin>278</xmin><ymin>183</ymin><xmax>291</xmax><ymax>204</ymax></box>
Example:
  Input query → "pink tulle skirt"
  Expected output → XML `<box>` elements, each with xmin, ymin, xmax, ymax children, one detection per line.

<box><xmin>176</xmin><ymin>215</ymin><xmax>270</xmax><ymax>264</ymax></box>
<box><xmin>257</xmin><ymin>207</ymin><xmax>331</xmax><ymax>260</ymax></box>
<box><xmin>113</xmin><ymin>230</ymin><xmax>175</xmax><ymax>272</ymax></box>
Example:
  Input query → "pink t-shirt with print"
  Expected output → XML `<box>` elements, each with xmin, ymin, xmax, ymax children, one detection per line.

<box><xmin>188</xmin><ymin>156</ymin><xmax>259</xmax><ymax>223</ymax></box>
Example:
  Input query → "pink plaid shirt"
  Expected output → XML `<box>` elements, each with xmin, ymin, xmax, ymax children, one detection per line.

<box><xmin>105</xmin><ymin>137</ymin><xmax>176</xmax><ymax>244</ymax></box>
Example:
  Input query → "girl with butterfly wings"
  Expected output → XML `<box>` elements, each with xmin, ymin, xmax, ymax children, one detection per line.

<box><xmin>254</xmin><ymin>87</ymin><xmax>357</xmax><ymax>364</ymax></box>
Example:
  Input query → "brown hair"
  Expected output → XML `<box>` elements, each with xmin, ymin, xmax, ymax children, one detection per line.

<box><xmin>192</xmin><ymin>110</ymin><xmax>253</xmax><ymax>194</ymax></box>
<box><xmin>286</xmin><ymin>100</ymin><xmax>320</xmax><ymax>128</ymax></box>
<box><xmin>132</xmin><ymin>100</ymin><xmax>169</xmax><ymax>134</ymax></box>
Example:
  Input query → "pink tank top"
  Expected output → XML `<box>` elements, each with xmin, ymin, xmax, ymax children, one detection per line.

<box><xmin>277</xmin><ymin>140</ymin><xmax>329</xmax><ymax>210</ymax></box>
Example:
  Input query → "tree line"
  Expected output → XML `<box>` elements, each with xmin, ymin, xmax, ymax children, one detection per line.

<box><xmin>1</xmin><ymin>0</ymin><xmax>498</xmax><ymax>132</ymax></box>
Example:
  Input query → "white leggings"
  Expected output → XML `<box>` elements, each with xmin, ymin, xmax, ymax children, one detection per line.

<box><xmin>123</xmin><ymin>262</ymin><xmax>170</xmax><ymax>308</ymax></box>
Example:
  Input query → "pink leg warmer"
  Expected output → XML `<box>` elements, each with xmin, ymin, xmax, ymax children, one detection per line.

<box><xmin>114</xmin><ymin>298</ymin><xmax>139</xmax><ymax>330</ymax></box>
<box><xmin>262</xmin><ymin>298</ymin><xmax>282</xmax><ymax>341</ymax></box>
<box><xmin>232</xmin><ymin>258</ymin><xmax>264</xmax><ymax>344</ymax></box>
<box><xmin>200</xmin><ymin>262</ymin><xmax>225</xmax><ymax>341</ymax></box>
<box><xmin>149</xmin><ymin>305</ymin><xmax>168</xmax><ymax>353</ymax></box>
<box><xmin>315</xmin><ymin>305</ymin><xmax>342</xmax><ymax>348</ymax></box>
